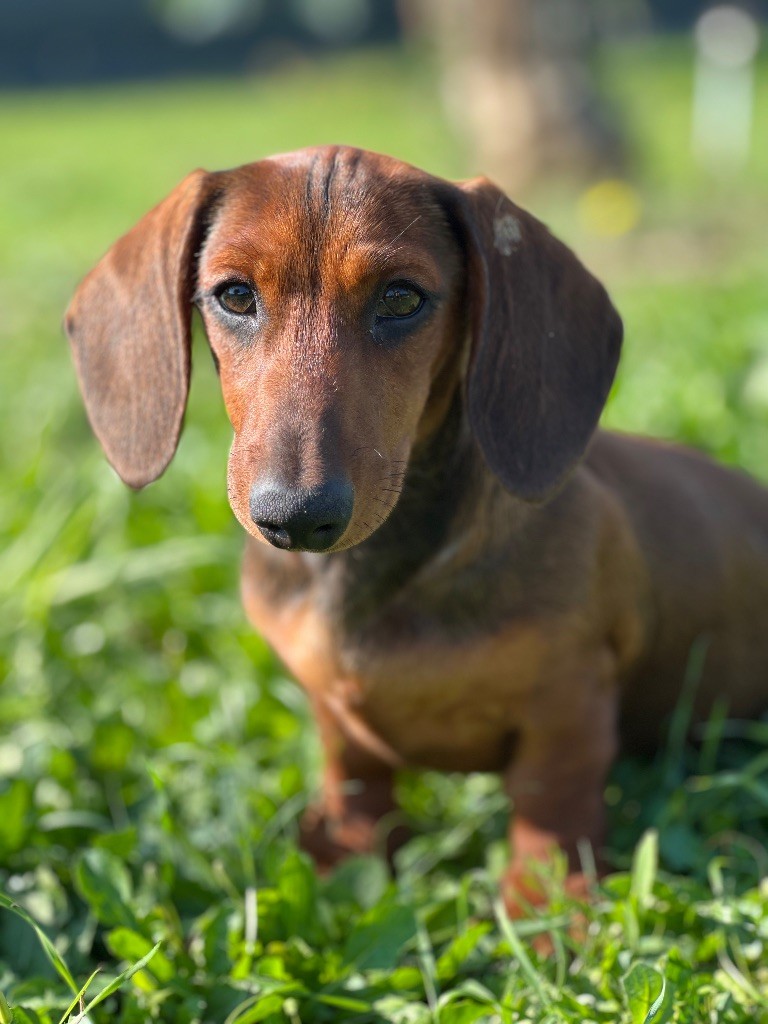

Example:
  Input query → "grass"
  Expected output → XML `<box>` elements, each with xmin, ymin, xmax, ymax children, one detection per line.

<box><xmin>1</xmin><ymin>39</ymin><xmax>768</xmax><ymax>1023</ymax></box>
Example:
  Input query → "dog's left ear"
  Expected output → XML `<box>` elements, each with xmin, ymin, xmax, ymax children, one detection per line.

<box><xmin>443</xmin><ymin>177</ymin><xmax>622</xmax><ymax>502</ymax></box>
<box><xmin>65</xmin><ymin>169</ymin><xmax>218</xmax><ymax>489</ymax></box>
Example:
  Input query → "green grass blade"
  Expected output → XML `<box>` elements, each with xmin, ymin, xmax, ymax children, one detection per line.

<box><xmin>0</xmin><ymin>893</ymin><xmax>79</xmax><ymax>996</ymax></box>
<box><xmin>630</xmin><ymin>829</ymin><xmax>659</xmax><ymax>908</ymax></box>
<box><xmin>492</xmin><ymin>898</ymin><xmax>554</xmax><ymax>1007</ymax></box>
<box><xmin>57</xmin><ymin>970</ymin><xmax>102</xmax><ymax>1024</ymax></box>
<box><xmin>0</xmin><ymin>989</ymin><xmax>13</xmax><ymax>1024</ymax></box>
<box><xmin>75</xmin><ymin>941</ymin><xmax>163</xmax><ymax>1020</ymax></box>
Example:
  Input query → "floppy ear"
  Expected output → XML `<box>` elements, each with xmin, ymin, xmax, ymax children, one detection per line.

<box><xmin>65</xmin><ymin>169</ymin><xmax>218</xmax><ymax>489</ymax></box>
<box><xmin>445</xmin><ymin>177</ymin><xmax>622</xmax><ymax>502</ymax></box>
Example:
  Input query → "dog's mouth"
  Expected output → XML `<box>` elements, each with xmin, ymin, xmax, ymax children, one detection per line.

<box><xmin>227</xmin><ymin>441</ymin><xmax>412</xmax><ymax>554</ymax></box>
<box><xmin>254</xmin><ymin>518</ymin><xmax>350</xmax><ymax>554</ymax></box>
<box><xmin>248</xmin><ymin>492</ymin><xmax>405</xmax><ymax>554</ymax></box>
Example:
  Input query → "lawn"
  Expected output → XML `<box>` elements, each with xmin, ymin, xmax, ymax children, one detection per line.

<box><xmin>1</xmin><ymin>40</ymin><xmax>768</xmax><ymax>1023</ymax></box>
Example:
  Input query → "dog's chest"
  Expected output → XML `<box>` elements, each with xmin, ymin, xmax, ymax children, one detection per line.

<box><xmin>334</xmin><ymin>623</ymin><xmax>547</xmax><ymax>770</ymax></box>
<box><xmin>242</xmin><ymin>552</ymin><xmax>549</xmax><ymax>770</ymax></box>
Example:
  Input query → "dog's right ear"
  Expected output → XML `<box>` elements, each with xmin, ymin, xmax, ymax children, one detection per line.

<box><xmin>438</xmin><ymin>177</ymin><xmax>622</xmax><ymax>503</ymax></box>
<box><xmin>65</xmin><ymin>169</ymin><xmax>219</xmax><ymax>489</ymax></box>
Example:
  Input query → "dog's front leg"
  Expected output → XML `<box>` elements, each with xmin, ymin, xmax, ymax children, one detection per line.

<box><xmin>502</xmin><ymin>663</ymin><xmax>619</xmax><ymax>913</ymax></box>
<box><xmin>300</xmin><ymin>699</ymin><xmax>409</xmax><ymax>872</ymax></box>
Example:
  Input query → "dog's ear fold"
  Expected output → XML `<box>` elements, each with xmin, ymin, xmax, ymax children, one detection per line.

<box><xmin>444</xmin><ymin>177</ymin><xmax>622</xmax><ymax>502</ymax></box>
<box><xmin>65</xmin><ymin>169</ymin><xmax>218</xmax><ymax>489</ymax></box>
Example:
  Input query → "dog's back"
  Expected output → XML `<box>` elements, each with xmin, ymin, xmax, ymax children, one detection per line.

<box><xmin>588</xmin><ymin>430</ymin><xmax>768</xmax><ymax>745</ymax></box>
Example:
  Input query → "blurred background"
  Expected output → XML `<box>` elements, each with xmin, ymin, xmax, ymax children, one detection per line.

<box><xmin>1</xmin><ymin>0</ymin><xmax>768</xmax><ymax>988</ymax></box>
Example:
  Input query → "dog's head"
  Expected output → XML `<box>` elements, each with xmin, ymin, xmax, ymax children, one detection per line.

<box><xmin>66</xmin><ymin>146</ymin><xmax>622</xmax><ymax>552</ymax></box>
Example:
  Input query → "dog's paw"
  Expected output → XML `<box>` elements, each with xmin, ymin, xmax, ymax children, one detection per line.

<box><xmin>502</xmin><ymin>861</ymin><xmax>593</xmax><ymax>913</ymax></box>
<box><xmin>500</xmin><ymin>862</ymin><xmax>592</xmax><ymax>956</ymax></box>
<box><xmin>299</xmin><ymin>805</ymin><xmax>410</xmax><ymax>872</ymax></box>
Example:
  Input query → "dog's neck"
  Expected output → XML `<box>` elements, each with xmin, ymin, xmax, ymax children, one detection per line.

<box><xmin>243</xmin><ymin>374</ymin><xmax>549</xmax><ymax>650</ymax></box>
<box><xmin>308</xmin><ymin>391</ymin><xmax>518</xmax><ymax>636</ymax></box>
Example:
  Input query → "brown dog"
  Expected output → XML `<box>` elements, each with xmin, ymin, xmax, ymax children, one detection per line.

<box><xmin>66</xmin><ymin>146</ymin><xmax>768</xmax><ymax>906</ymax></box>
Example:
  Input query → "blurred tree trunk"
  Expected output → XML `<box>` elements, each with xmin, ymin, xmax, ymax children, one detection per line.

<box><xmin>402</xmin><ymin>0</ymin><xmax>624</xmax><ymax>194</ymax></box>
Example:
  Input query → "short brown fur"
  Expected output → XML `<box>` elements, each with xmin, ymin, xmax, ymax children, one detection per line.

<box><xmin>66</xmin><ymin>147</ymin><xmax>768</xmax><ymax>908</ymax></box>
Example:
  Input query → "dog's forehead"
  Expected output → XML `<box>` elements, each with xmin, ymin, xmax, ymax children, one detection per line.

<box><xmin>204</xmin><ymin>147</ymin><xmax>452</xmax><ymax>268</ymax></box>
<box><xmin>238</xmin><ymin>145</ymin><xmax>433</xmax><ymax>210</ymax></box>
<box><xmin>264</xmin><ymin>145</ymin><xmax>422</xmax><ymax>186</ymax></box>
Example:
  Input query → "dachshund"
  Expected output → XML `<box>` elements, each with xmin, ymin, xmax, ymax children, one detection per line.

<box><xmin>65</xmin><ymin>146</ymin><xmax>768</xmax><ymax>909</ymax></box>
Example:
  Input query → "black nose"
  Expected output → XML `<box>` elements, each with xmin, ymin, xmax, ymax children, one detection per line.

<box><xmin>249</xmin><ymin>478</ymin><xmax>354</xmax><ymax>552</ymax></box>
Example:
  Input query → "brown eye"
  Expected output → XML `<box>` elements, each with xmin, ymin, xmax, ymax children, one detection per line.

<box><xmin>376</xmin><ymin>282</ymin><xmax>424</xmax><ymax>319</ymax></box>
<box><xmin>218</xmin><ymin>283</ymin><xmax>257</xmax><ymax>315</ymax></box>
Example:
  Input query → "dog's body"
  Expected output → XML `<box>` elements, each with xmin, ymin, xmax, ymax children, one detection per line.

<box><xmin>66</xmin><ymin>146</ymin><xmax>768</xmax><ymax>903</ymax></box>
<box><xmin>242</xmin><ymin>424</ymin><xmax>768</xmax><ymax>884</ymax></box>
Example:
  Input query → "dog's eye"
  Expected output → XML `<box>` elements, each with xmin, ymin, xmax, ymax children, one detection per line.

<box><xmin>376</xmin><ymin>282</ymin><xmax>424</xmax><ymax>319</ymax></box>
<box><xmin>218</xmin><ymin>283</ymin><xmax>257</xmax><ymax>315</ymax></box>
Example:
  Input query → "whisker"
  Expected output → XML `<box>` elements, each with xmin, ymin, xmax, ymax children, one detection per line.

<box><xmin>387</xmin><ymin>215</ymin><xmax>422</xmax><ymax>246</ymax></box>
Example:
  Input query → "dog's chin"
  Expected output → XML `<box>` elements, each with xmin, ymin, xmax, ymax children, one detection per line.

<box><xmin>324</xmin><ymin>524</ymin><xmax>378</xmax><ymax>553</ymax></box>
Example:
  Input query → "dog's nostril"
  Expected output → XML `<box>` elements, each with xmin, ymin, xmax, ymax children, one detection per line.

<box><xmin>312</xmin><ymin>523</ymin><xmax>336</xmax><ymax>537</ymax></box>
<box><xmin>254</xmin><ymin>520</ymin><xmax>292</xmax><ymax>548</ymax></box>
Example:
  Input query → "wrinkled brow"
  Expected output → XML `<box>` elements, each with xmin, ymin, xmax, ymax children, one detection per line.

<box><xmin>331</xmin><ymin>241</ymin><xmax>445</xmax><ymax>294</ymax></box>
